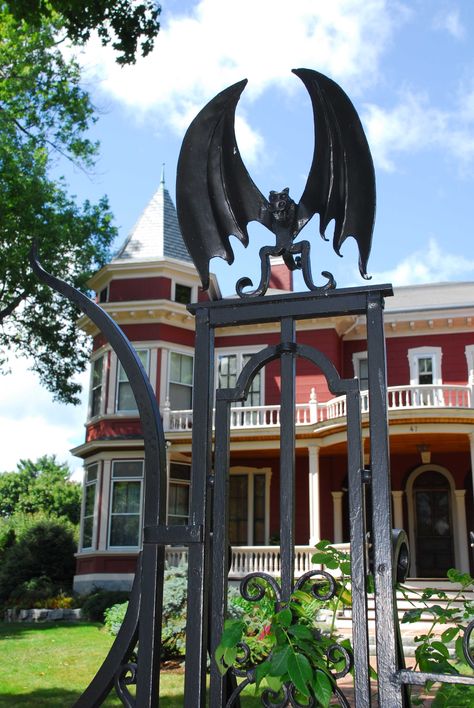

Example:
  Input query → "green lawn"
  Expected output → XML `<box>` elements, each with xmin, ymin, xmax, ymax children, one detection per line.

<box><xmin>0</xmin><ymin>622</ymin><xmax>261</xmax><ymax>707</ymax></box>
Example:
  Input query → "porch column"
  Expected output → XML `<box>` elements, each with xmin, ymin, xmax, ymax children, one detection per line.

<box><xmin>308</xmin><ymin>443</ymin><xmax>321</xmax><ymax>546</ymax></box>
<box><xmin>331</xmin><ymin>491</ymin><xmax>344</xmax><ymax>543</ymax></box>
<box><xmin>391</xmin><ymin>490</ymin><xmax>404</xmax><ymax>530</ymax></box>
<box><xmin>454</xmin><ymin>489</ymin><xmax>470</xmax><ymax>573</ymax></box>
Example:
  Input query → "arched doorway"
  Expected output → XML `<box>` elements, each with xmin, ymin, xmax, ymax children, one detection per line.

<box><xmin>408</xmin><ymin>469</ymin><xmax>455</xmax><ymax>577</ymax></box>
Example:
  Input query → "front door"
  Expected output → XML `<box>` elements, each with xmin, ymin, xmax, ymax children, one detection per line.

<box><xmin>414</xmin><ymin>470</ymin><xmax>455</xmax><ymax>577</ymax></box>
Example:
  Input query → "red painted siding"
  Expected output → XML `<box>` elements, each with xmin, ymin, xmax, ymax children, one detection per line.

<box><xmin>86</xmin><ymin>418</ymin><xmax>143</xmax><ymax>442</ymax></box>
<box><xmin>76</xmin><ymin>554</ymin><xmax>138</xmax><ymax>575</ymax></box>
<box><xmin>108</xmin><ymin>277</ymin><xmax>171</xmax><ymax>301</ymax></box>
<box><xmin>118</xmin><ymin>323</ymin><xmax>195</xmax><ymax>347</ymax></box>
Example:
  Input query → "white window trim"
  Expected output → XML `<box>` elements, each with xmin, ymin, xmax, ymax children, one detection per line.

<box><xmin>115</xmin><ymin>348</ymin><xmax>150</xmax><ymax>414</ymax></box>
<box><xmin>80</xmin><ymin>462</ymin><xmax>100</xmax><ymax>552</ymax></box>
<box><xmin>352</xmin><ymin>351</ymin><xmax>368</xmax><ymax>389</ymax></box>
<box><xmin>405</xmin><ymin>464</ymin><xmax>459</xmax><ymax>576</ymax></box>
<box><xmin>171</xmin><ymin>277</ymin><xmax>198</xmax><ymax>304</ymax></box>
<box><xmin>216</xmin><ymin>347</ymin><xmax>265</xmax><ymax>405</ymax></box>
<box><xmin>229</xmin><ymin>466</ymin><xmax>271</xmax><ymax>545</ymax></box>
<box><xmin>88</xmin><ymin>351</ymin><xmax>107</xmax><ymax>420</ymax></box>
<box><xmin>166</xmin><ymin>348</ymin><xmax>195</xmax><ymax>410</ymax></box>
<box><xmin>107</xmin><ymin>459</ymin><xmax>144</xmax><ymax>550</ymax></box>
<box><xmin>465</xmin><ymin>344</ymin><xmax>474</xmax><ymax>385</ymax></box>
<box><xmin>408</xmin><ymin>346</ymin><xmax>442</xmax><ymax>385</ymax></box>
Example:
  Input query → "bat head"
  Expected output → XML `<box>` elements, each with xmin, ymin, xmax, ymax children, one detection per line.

<box><xmin>268</xmin><ymin>187</ymin><xmax>296</xmax><ymax>226</ymax></box>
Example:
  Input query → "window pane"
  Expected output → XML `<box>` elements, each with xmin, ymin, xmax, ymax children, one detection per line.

<box><xmin>418</xmin><ymin>357</ymin><xmax>433</xmax><ymax>385</ymax></box>
<box><xmin>175</xmin><ymin>284</ymin><xmax>192</xmax><ymax>304</ymax></box>
<box><xmin>116</xmin><ymin>351</ymin><xmax>148</xmax><ymax>410</ymax></box>
<box><xmin>168</xmin><ymin>483</ymin><xmax>190</xmax><ymax>518</ymax></box>
<box><xmin>117</xmin><ymin>381</ymin><xmax>136</xmax><ymax>411</ymax></box>
<box><xmin>112</xmin><ymin>481</ymin><xmax>141</xmax><ymax>513</ymax></box>
<box><xmin>84</xmin><ymin>483</ymin><xmax>96</xmax><ymax>516</ymax></box>
<box><xmin>229</xmin><ymin>476</ymin><xmax>248</xmax><ymax>545</ymax></box>
<box><xmin>92</xmin><ymin>357</ymin><xmax>103</xmax><ymax>386</ymax></box>
<box><xmin>86</xmin><ymin>464</ymin><xmax>98</xmax><ymax>483</ymax></box>
<box><xmin>170</xmin><ymin>463</ymin><xmax>191</xmax><ymax>480</ymax></box>
<box><xmin>113</xmin><ymin>461</ymin><xmax>143</xmax><ymax>478</ymax></box>
<box><xmin>169</xmin><ymin>382</ymin><xmax>192</xmax><ymax>409</ymax></box>
<box><xmin>110</xmin><ymin>515</ymin><xmax>140</xmax><ymax>546</ymax></box>
<box><xmin>82</xmin><ymin>516</ymin><xmax>94</xmax><ymax>548</ymax></box>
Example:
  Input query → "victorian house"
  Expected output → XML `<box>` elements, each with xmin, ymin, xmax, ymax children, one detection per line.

<box><xmin>72</xmin><ymin>176</ymin><xmax>474</xmax><ymax>593</ymax></box>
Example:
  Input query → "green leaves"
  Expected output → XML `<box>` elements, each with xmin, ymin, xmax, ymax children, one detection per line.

<box><xmin>287</xmin><ymin>651</ymin><xmax>312</xmax><ymax>697</ymax></box>
<box><xmin>0</xmin><ymin>5</ymin><xmax>116</xmax><ymax>402</ymax></box>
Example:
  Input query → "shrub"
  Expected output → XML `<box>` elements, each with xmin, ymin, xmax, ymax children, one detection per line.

<box><xmin>104</xmin><ymin>601</ymin><xmax>128</xmax><ymax>635</ymax></box>
<box><xmin>0</xmin><ymin>519</ymin><xmax>77</xmax><ymax>604</ymax></box>
<box><xmin>80</xmin><ymin>589</ymin><xmax>130</xmax><ymax>623</ymax></box>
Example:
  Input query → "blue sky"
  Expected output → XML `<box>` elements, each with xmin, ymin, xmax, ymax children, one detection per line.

<box><xmin>1</xmin><ymin>0</ymin><xmax>474</xmax><ymax>477</ymax></box>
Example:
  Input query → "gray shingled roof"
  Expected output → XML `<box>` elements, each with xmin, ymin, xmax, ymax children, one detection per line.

<box><xmin>114</xmin><ymin>175</ymin><xmax>192</xmax><ymax>263</ymax></box>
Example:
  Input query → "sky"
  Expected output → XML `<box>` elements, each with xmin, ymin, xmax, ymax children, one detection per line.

<box><xmin>1</xmin><ymin>0</ymin><xmax>474</xmax><ymax>479</ymax></box>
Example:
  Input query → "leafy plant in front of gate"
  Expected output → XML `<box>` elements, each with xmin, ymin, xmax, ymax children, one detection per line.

<box><xmin>215</xmin><ymin>541</ymin><xmax>354</xmax><ymax>706</ymax></box>
<box><xmin>400</xmin><ymin>568</ymin><xmax>474</xmax><ymax>706</ymax></box>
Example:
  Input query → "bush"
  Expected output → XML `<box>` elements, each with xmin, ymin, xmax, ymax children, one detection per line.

<box><xmin>81</xmin><ymin>589</ymin><xmax>130</xmax><ymax>623</ymax></box>
<box><xmin>0</xmin><ymin>519</ymin><xmax>77</xmax><ymax>604</ymax></box>
<box><xmin>104</xmin><ymin>601</ymin><xmax>128</xmax><ymax>635</ymax></box>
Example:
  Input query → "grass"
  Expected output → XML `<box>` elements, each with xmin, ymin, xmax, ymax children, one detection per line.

<box><xmin>0</xmin><ymin>622</ymin><xmax>262</xmax><ymax>707</ymax></box>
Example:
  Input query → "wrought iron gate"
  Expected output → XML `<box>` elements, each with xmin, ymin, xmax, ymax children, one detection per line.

<box><xmin>29</xmin><ymin>66</ymin><xmax>474</xmax><ymax>706</ymax></box>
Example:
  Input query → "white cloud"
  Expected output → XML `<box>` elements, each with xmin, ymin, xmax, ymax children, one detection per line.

<box><xmin>77</xmin><ymin>0</ymin><xmax>404</xmax><ymax>155</ymax></box>
<box><xmin>432</xmin><ymin>8</ymin><xmax>465</xmax><ymax>40</ymax></box>
<box><xmin>364</xmin><ymin>86</ymin><xmax>474</xmax><ymax>172</ymax></box>
<box><xmin>370</xmin><ymin>238</ymin><xmax>474</xmax><ymax>285</ymax></box>
<box><xmin>0</xmin><ymin>358</ymin><xmax>88</xmax><ymax>481</ymax></box>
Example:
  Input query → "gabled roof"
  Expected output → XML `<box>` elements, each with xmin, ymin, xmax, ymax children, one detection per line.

<box><xmin>114</xmin><ymin>170</ymin><xmax>192</xmax><ymax>264</ymax></box>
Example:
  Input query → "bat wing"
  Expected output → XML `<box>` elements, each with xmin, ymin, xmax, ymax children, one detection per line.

<box><xmin>293</xmin><ymin>68</ymin><xmax>376</xmax><ymax>278</ymax></box>
<box><xmin>176</xmin><ymin>80</ymin><xmax>269</xmax><ymax>290</ymax></box>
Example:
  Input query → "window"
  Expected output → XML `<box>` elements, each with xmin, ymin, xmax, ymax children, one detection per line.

<box><xmin>228</xmin><ymin>469</ymin><xmax>270</xmax><ymax>545</ymax></box>
<box><xmin>90</xmin><ymin>356</ymin><xmax>104</xmax><ymax>418</ymax></box>
<box><xmin>168</xmin><ymin>463</ymin><xmax>191</xmax><ymax>525</ymax></box>
<box><xmin>169</xmin><ymin>352</ymin><xmax>193</xmax><ymax>409</ymax></box>
<box><xmin>109</xmin><ymin>460</ymin><xmax>144</xmax><ymax>548</ymax></box>
<box><xmin>352</xmin><ymin>352</ymin><xmax>368</xmax><ymax>391</ymax></box>
<box><xmin>81</xmin><ymin>463</ymin><xmax>99</xmax><ymax>550</ymax></box>
<box><xmin>98</xmin><ymin>287</ymin><xmax>108</xmax><ymax>303</ymax></box>
<box><xmin>174</xmin><ymin>283</ymin><xmax>192</xmax><ymax>304</ymax></box>
<box><xmin>218</xmin><ymin>353</ymin><xmax>262</xmax><ymax>406</ymax></box>
<box><xmin>408</xmin><ymin>347</ymin><xmax>442</xmax><ymax>406</ymax></box>
<box><xmin>116</xmin><ymin>350</ymin><xmax>149</xmax><ymax>412</ymax></box>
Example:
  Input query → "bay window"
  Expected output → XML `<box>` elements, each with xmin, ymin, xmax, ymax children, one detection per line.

<box><xmin>81</xmin><ymin>463</ymin><xmax>99</xmax><ymax>550</ymax></box>
<box><xmin>169</xmin><ymin>352</ymin><xmax>193</xmax><ymax>409</ymax></box>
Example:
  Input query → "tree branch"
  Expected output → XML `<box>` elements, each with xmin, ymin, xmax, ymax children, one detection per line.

<box><xmin>0</xmin><ymin>290</ymin><xmax>28</xmax><ymax>323</ymax></box>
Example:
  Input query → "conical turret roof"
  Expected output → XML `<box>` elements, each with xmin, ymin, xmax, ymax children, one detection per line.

<box><xmin>114</xmin><ymin>169</ymin><xmax>192</xmax><ymax>263</ymax></box>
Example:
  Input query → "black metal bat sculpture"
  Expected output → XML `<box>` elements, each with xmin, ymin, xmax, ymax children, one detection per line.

<box><xmin>176</xmin><ymin>68</ymin><xmax>376</xmax><ymax>298</ymax></box>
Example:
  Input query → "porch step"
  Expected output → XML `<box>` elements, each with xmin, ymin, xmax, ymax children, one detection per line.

<box><xmin>332</xmin><ymin>582</ymin><xmax>474</xmax><ymax>657</ymax></box>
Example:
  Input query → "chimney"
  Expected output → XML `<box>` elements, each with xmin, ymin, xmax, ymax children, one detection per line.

<box><xmin>268</xmin><ymin>256</ymin><xmax>293</xmax><ymax>292</ymax></box>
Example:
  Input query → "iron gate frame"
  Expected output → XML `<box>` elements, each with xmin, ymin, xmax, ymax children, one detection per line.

<box><xmin>30</xmin><ymin>246</ymin><xmax>474</xmax><ymax>705</ymax></box>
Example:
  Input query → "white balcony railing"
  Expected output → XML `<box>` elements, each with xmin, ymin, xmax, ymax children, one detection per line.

<box><xmin>163</xmin><ymin>384</ymin><xmax>473</xmax><ymax>432</ymax></box>
<box><xmin>165</xmin><ymin>544</ymin><xmax>350</xmax><ymax>579</ymax></box>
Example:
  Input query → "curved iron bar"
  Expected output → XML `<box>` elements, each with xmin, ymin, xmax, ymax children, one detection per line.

<box><xmin>114</xmin><ymin>660</ymin><xmax>138</xmax><ymax>708</ymax></box>
<box><xmin>294</xmin><ymin>570</ymin><xmax>338</xmax><ymax>602</ymax></box>
<box><xmin>30</xmin><ymin>243</ymin><xmax>168</xmax><ymax>706</ymax></box>
<box><xmin>463</xmin><ymin>618</ymin><xmax>474</xmax><ymax>670</ymax></box>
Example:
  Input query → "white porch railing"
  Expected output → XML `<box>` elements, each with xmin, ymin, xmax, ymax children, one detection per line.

<box><xmin>165</xmin><ymin>544</ymin><xmax>350</xmax><ymax>579</ymax></box>
<box><xmin>164</xmin><ymin>384</ymin><xmax>473</xmax><ymax>431</ymax></box>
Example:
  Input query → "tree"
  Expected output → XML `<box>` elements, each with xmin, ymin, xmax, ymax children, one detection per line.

<box><xmin>0</xmin><ymin>455</ymin><xmax>81</xmax><ymax>524</ymax></box>
<box><xmin>0</xmin><ymin>519</ymin><xmax>77</xmax><ymax>602</ymax></box>
<box><xmin>0</xmin><ymin>6</ymin><xmax>117</xmax><ymax>402</ymax></box>
<box><xmin>5</xmin><ymin>0</ymin><xmax>161</xmax><ymax>65</ymax></box>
